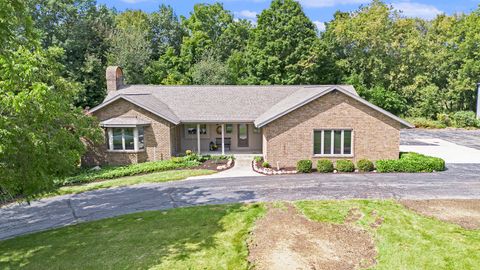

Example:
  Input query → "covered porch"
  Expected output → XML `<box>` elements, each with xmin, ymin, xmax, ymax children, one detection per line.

<box><xmin>175</xmin><ymin>123</ymin><xmax>263</xmax><ymax>156</ymax></box>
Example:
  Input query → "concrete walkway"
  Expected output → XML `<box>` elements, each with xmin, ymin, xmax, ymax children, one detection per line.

<box><xmin>187</xmin><ymin>154</ymin><xmax>263</xmax><ymax>179</ymax></box>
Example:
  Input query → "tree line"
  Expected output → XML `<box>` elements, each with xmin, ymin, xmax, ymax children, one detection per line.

<box><xmin>1</xmin><ymin>0</ymin><xmax>479</xmax><ymax>200</ymax></box>
<box><xmin>29</xmin><ymin>0</ymin><xmax>480</xmax><ymax>118</ymax></box>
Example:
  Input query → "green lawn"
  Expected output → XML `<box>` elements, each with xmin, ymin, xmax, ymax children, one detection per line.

<box><xmin>295</xmin><ymin>200</ymin><xmax>480</xmax><ymax>270</ymax></box>
<box><xmin>0</xmin><ymin>204</ymin><xmax>265</xmax><ymax>270</ymax></box>
<box><xmin>51</xmin><ymin>169</ymin><xmax>215</xmax><ymax>196</ymax></box>
<box><xmin>1</xmin><ymin>200</ymin><xmax>479</xmax><ymax>269</ymax></box>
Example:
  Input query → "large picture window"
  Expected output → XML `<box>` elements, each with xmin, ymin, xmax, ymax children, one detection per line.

<box><xmin>107</xmin><ymin>127</ymin><xmax>145</xmax><ymax>151</ymax></box>
<box><xmin>313</xmin><ymin>130</ymin><xmax>353</xmax><ymax>156</ymax></box>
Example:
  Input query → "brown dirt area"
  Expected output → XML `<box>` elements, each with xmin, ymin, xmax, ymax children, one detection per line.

<box><xmin>248</xmin><ymin>203</ymin><xmax>376</xmax><ymax>270</ymax></box>
<box><xmin>400</xmin><ymin>199</ymin><xmax>480</xmax><ymax>230</ymax></box>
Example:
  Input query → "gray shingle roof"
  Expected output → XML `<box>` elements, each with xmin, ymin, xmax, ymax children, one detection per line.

<box><xmin>90</xmin><ymin>85</ymin><xmax>413</xmax><ymax>128</ymax></box>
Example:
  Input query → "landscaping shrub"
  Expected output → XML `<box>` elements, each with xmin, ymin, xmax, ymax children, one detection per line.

<box><xmin>451</xmin><ymin>111</ymin><xmax>479</xmax><ymax>128</ymax></box>
<box><xmin>316</xmin><ymin>159</ymin><xmax>334</xmax><ymax>173</ymax></box>
<box><xmin>336</xmin><ymin>160</ymin><xmax>355</xmax><ymax>172</ymax></box>
<box><xmin>376</xmin><ymin>152</ymin><xmax>445</xmax><ymax>173</ymax></box>
<box><xmin>436</xmin><ymin>113</ymin><xmax>451</xmax><ymax>126</ymax></box>
<box><xmin>254</xmin><ymin>156</ymin><xmax>263</xmax><ymax>163</ymax></box>
<box><xmin>296</xmin><ymin>160</ymin><xmax>312</xmax><ymax>173</ymax></box>
<box><xmin>262</xmin><ymin>161</ymin><xmax>270</xmax><ymax>168</ymax></box>
<box><xmin>357</xmin><ymin>159</ymin><xmax>374</xmax><ymax>172</ymax></box>
<box><xmin>58</xmin><ymin>158</ymin><xmax>200</xmax><ymax>186</ymax></box>
<box><xmin>406</xmin><ymin>117</ymin><xmax>446</xmax><ymax>129</ymax></box>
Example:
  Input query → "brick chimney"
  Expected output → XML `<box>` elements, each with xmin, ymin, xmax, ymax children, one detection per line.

<box><xmin>106</xmin><ymin>66</ymin><xmax>124</xmax><ymax>93</ymax></box>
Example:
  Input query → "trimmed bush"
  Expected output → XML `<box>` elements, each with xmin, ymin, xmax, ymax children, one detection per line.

<box><xmin>58</xmin><ymin>158</ymin><xmax>200</xmax><ymax>186</ymax></box>
<box><xmin>357</xmin><ymin>159</ymin><xmax>374</xmax><ymax>172</ymax></box>
<box><xmin>336</xmin><ymin>160</ymin><xmax>355</xmax><ymax>172</ymax></box>
<box><xmin>296</xmin><ymin>160</ymin><xmax>312</xmax><ymax>173</ymax></box>
<box><xmin>376</xmin><ymin>152</ymin><xmax>445</xmax><ymax>173</ymax></box>
<box><xmin>262</xmin><ymin>161</ymin><xmax>270</xmax><ymax>168</ymax></box>
<box><xmin>451</xmin><ymin>111</ymin><xmax>479</xmax><ymax>128</ymax></box>
<box><xmin>254</xmin><ymin>156</ymin><xmax>263</xmax><ymax>163</ymax></box>
<box><xmin>406</xmin><ymin>117</ymin><xmax>446</xmax><ymax>129</ymax></box>
<box><xmin>317</xmin><ymin>159</ymin><xmax>334</xmax><ymax>173</ymax></box>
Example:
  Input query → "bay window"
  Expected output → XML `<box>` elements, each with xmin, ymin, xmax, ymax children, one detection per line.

<box><xmin>313</xmin><ymin>129</ymin><xmax>353</xmax><ymax>156</ymax></box>
<box><xmin>107</xmin><ymin>127</ymin><xmax>145</xmax><ymax>151</ymax></box>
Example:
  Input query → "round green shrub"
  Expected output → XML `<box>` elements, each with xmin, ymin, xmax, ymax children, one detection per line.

<box><xmin>254</xmin><ymin>156</ymin><xmax>263</xmax><ymax>163</ymax></box>
<box><xmin>317</xmin><ymin>159</ymin><xmax>334</xmax><ymax>173</ymax></box>
<box><xmin>262</xmin><ymin>161</ymin><xmax>270</xmax><ymax>168</ymax></box>
<box><xmin>451</xmin><ymin>111</ymin><xmax>479</xmax><ymax>128</ymax></box>
<box><xmin>296</xmin><ymin>160</ymin><xmax>312</xmax><ymax>173</ymax></box>
<box><xmin>336</xmin><ymin>160</ymin><xmax>355</xmax><ymax>172</ymax></box>
<box><xmin>357</xmin><ymin>159</ymin><xmax>374</xmax><ymax>172</ymax></box>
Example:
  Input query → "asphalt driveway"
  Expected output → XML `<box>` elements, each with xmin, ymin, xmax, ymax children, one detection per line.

<box><xmin>2</xmin><ymin>129</ymin><xmax>480</xmax><ymax>240</ymax></box>
<box><xmin>1</xmin><ymin>163</ymin><xmax>480</xmax><ymax>240</ymax></box>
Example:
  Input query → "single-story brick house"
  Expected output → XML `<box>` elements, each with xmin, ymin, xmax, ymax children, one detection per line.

<box><xmin>84</xmin><ymin>66</ymin><xmax>413</xmax><ymax>168</ymax></box>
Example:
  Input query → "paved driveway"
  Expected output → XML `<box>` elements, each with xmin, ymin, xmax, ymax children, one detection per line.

<box><xmin>2</xmin><ymin>129</ymin><xmax>480</xmax><ymax>240</ymax></box>
<box><xmin>1</xmin><ymin>164</ymin><xmax>480</xmax><ymax>240</ymax></box>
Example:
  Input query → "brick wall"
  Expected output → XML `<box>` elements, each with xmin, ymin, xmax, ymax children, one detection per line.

<box><xmin>262</xmin><ymin>91</ymin><xmax>403</xmax><ymax>168</ymax></box>
<box><xmin>83</xmin><ymin>98</ymin><xmax>175</xmax><ymax>166</ymax></box>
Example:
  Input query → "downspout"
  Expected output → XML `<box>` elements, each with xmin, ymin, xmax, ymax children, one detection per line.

<box><xmin>477</xmin><ymin>83</ymin><xmax>480</xmax><ymax>119</ymax></box>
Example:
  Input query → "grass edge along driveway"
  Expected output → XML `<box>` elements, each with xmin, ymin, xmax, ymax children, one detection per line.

<box><xmin>1</xmin><ymin>200</ymin><xmax>480</xmax><ymax>269</ymax></box>
<box><xmin>52</xmin><ymin>169</ymin><xmax>216</xmax><ymax>196</ymax></box>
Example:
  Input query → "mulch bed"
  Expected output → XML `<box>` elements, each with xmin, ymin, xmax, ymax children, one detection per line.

<box><xmin>194</xmin><ymin>159</ymin><xmax>233</xmax><ymax>172</ymax></box>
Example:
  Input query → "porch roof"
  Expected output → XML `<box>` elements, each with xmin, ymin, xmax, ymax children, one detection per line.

<box><xmin>100</xmin><ymin>117</ymin><xmax>151</xmax><ymax>127</ymax></box>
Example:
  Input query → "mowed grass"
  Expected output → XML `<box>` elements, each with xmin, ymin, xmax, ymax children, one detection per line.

<box><xmin>0</xmin><ymin>203</ymin><xmax>265</xmax><ymax>270</ymax></box>
<box><xmin>295</xmin><ymin>200</ymin><xmax>480</xmax><ymax>270</ymax></box>
<box><xmin>50</xmin><ymin>169</ymin><xmax>215</xmax><ymax>196</ymax></box>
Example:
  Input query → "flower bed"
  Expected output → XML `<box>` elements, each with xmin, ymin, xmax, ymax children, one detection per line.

<box><xmin>252</xmin><ymin>157</ymin><xmax>297</xmax><ymax>175</ymax></box>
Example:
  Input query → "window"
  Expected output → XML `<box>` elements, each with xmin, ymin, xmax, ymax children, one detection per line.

<box><xmin>107</xmin><ymin>127</ymin><xmax>145</xmax><ymax>151</ymax></box>
<box><xmin>225</xmin><ymin>124</ymin><xmax>233</xmax><ymax>134</ymax></box>
<box><xmin>185</xmin><ymin>124</ymin><xmax>207</xmax><ymax>136</ymax></box>
<box><xmin>313</xmin><ymin>130</ymin><xmax>353</xmax><ymax>156</ymax></box>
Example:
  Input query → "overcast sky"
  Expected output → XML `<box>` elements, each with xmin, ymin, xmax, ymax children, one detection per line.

<box><xmin>97</xmin><ymin>0</ymin><xmax>479</xmax><ymax>31</ymax></box>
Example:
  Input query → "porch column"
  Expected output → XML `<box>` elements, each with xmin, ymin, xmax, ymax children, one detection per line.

<box><xmin>197</xmin><ymin>123</ymin><xmax>201</xmax><ymax>154</ymax></box>
<box><xmin>221</xmin><ymin>123</ymin><xmax>225</xmax><ymax>155</ymax></box>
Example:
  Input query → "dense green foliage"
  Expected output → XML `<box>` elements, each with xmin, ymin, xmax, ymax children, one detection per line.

<box><xmin>0</xmin><ymin>0</ymin><xmax>102</xmax><ymax>201</ymax></box>
<box><xmin>296</xmin><ymin>160</ymin><xmax>312</xmax><ymax>173</ymax></box>
<box><xmin>25</xmin><ymin>0</ymin><xmax>480</xmax><ymax>117</ymax></box>
<box><xmin>58</xmin><ymin>158</ymin><xmax>200</xmax><ymax>186</ymax></box>
<box><xmin>376</xmin><ymin>152</ymin><xmax>445</xmax><ymax>173</ymax></box>
<box><xmin>335</xmin><ymin>160</ymin><xmax>355</xmax><ymax>172</ymax></box>
<box><xmin>0</xmin><ymin>204</ymin><xmax>265</xmax><ymax>269</ymax></box>
<box><xmin>357</xmin><ymin>159</ymin><xmax>375</xmax><ymax>172</ymax></box>
<box><xmin>316</xmin><ymin>159</ymin><xmax>334</xmax><ymax>173</ymax></box>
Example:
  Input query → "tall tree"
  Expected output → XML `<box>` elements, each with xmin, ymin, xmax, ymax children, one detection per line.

<box><xmin>242</xmin><ymin>0</ymin><xmax>321</xmax><ymax>84</ymax></box>
<box><xmin>30</xmin><ymin>0</ymin><xmax>115</xmax><ymax>108</ymax></box>
<box><xmin>149</xmin><ymin>5</ymin><xmax>185</xmax><ymax>59</ymax></box>
<box><xmin>108</xmin><ymin>10</ymin><xmax>152</xmax><ymax>84</ymax></box>
<box><xmin>0</xmin><ymin>0</ymin><xmax>101</xmax><ymax>201</ymax></box>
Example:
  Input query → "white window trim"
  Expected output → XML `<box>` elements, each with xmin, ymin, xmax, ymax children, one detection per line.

<box><xmin>313</xmin><ymin>129</ymin><xmax>354</xmax><ymax>157</ymax></box>
<box><xmin>107</xmin><ymin>127</ymin><xmax>146</xmax><ymax>153</ymax></box>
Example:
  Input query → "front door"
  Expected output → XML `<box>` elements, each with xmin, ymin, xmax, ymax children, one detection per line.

<box><xmin>237</xmin><ymin>124</ymin><xmax>249</xmax><ymax>147</ymax></box>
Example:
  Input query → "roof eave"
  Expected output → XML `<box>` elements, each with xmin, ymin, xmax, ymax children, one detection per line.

<box><xmin>88</xmin><ymin>95</ymin><xmax>180</xmax><ymax>125</ymax></box>
<box><xmin>254</xmin><ymin>87</ymin><xmax>414</xmax><ymax>129</ymax></box>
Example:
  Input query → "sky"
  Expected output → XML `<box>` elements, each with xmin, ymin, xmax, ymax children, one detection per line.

<box><xmin>97</xmin><ymin>0</ymin><xmax>480</xmax><ymax>31</ymax></box>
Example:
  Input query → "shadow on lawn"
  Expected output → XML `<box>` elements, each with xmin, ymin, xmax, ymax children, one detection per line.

<box><xmin>0</xmin><ymin>187</ymin><xmax>259</xmax><ymax>269</ymax></box>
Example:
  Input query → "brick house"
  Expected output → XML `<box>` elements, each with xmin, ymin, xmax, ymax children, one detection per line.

<box><xmin>85</xmin><ymin>66</ymin><xmax>413</xmax><ymax>168</ymax></box>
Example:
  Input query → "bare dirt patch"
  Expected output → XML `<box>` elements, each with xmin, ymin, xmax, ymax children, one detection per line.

<box><xmin>248</xmin><ymin>203</ymin><xmax>376</xmax><ymax>270</ymax></box>
<box><xmin>400</xmin><ymin>199</ymin><xmax>480</xmax><ymax>229</ymax></box>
